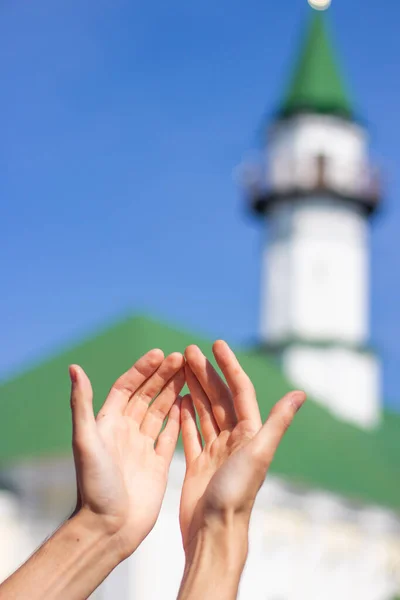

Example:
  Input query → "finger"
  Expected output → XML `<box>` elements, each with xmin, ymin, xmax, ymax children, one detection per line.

<box><xmin>185</xmin><ymin>345</ymin><xmax>237</xmax><ymax>432</ymax></box>
<box><xmin>125</xmin><ymin>353</ymin><xmax>184</xmax><ymax>422</ymax></box>
<box><xmin>74</xmin><ymin>474</ymin><xmax>82</xmax><ymax>514</ymax></box>
<box><xmin>213</xmin><ymin>340</ymin><xmax>262</xmax><ymax>429</ymax></box>
<box><xmin>251</xmin><ymin>391</ymin><xmax>306</xmax><ymax>467</ymax></box>
<box><xmin>99</xmin><ymin>349</ymin><xmax>164</xmax><ymax>416</ymax></box>
<box><xmin>156</xmin><ymin>397</ymin><xmax>182</xmax><ymax>466</ymax></box>
<box><xmin>185</xmin><ymin>364</ymin><xmax>219</xmax><ymax>443</ymax></box>
<box><xmin>69</xmin><ymin>365</ymin><xmax>96</xmax><ymax>443</ymax></box>
<box><xmin>180</xmin><ymin>394</ymin><xmax>203</xmax><ymax>465</ymax></box>
<box><xmin>140</xmin><ymin>368</ymin><xmax>186</xmax><ymax>439</ymax></box>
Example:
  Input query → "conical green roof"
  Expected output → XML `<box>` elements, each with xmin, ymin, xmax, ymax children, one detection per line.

<box><xmin>279</xmin><ymin>12</ymin><xmax>354</xmax><ymax>120</ymax></box>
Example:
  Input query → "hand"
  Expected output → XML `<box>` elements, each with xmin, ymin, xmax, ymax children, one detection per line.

<box><xmin>69</xmin><ymin>349</ymin><xmax>185</xmax><ymax>559</ymax></box>
<box><xmin>179</xmin><ymin>341</ymin><xmax>306</xmax><ymax>555</ymax></box>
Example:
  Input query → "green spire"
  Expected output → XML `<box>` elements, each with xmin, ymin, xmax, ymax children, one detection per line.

<box><xmin>279</xmin><ymin>12</ymin><xmax>354</xmax><ymax>120</ymax></box>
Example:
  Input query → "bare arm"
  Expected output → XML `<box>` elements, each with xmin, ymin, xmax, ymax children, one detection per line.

<box><xmin>178</xmin><ymin>518</ymin><xmax>248</xmax><ymax>600</ymax></box>
<box><xmin>0</xmin><ymin>350</ymin><xmax>185</xmax><ymax>600</ymax></box>
<box><xmin>0</xmin><ymin>511</ymin><xmax>122</xmax><ymax>600</ymax></box>
<box><xmin>178</xmin><ymin>341</ymin><xmax>306</xmax><ymax>599</ymax></box>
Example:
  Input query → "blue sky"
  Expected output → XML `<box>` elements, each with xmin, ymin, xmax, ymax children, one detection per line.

<box><xmin>1</xmin><ymin>0</ymin><xmax>400</xmax><ymax>411</ymax></box>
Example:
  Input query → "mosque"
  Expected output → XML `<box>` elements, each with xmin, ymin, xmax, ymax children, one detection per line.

<box><xmin>1</xmin><ymin>11</ymin><xmax>400</xmax><ymax>600</ymax></box>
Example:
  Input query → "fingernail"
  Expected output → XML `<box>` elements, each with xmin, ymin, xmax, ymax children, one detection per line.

<box><xmin>290</xmin><ymin>391</ymin><xmax>306</xmax><ymax>412</ymax></box>
<box><xmin>69</xmin><ymin>366</ymin><xmax>77</xmax><ymax>383</ymax></box>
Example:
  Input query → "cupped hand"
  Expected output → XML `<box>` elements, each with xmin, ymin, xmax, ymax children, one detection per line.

<box><xmin>179</xmin><ymin>341</ymin><xmax>306</xmax><ymax>553</ymax></box>
<box><xmin>69</xmin><ymin>349</ymin><xmax>185</xmax><ymax>558</ymax></box>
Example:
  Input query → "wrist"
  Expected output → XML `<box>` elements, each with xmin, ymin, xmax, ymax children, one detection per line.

<box><xmin>179</xmin><ymin>515</ymin><xmax>248</xmax><ymax>600</ymax></box>
<box><xmin>0</xmin><ymin>509</ymin><xmax>128</xmax><ymax>600</ymax></box>
<box><xmin>71</xmin><ymin>508</ymin><xmax>128</xmax><ymax>564</ymax></box>
<box><xmin>187</xmin><ymin>517</ymin><xmax>248</xmax><ymax>566</ymax></box>
<box><xmin>185</xmin><ymin>509</ymin><xmax>249</xmax><ymax>565</ymax></box>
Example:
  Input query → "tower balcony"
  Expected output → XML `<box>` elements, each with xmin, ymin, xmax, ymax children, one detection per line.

<box><xmin>245</xmin><ymin>155</ymin><xmax>382</xmax><ymax>216</ymax></box>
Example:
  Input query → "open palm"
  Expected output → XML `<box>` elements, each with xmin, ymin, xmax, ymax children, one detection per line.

<box><xmin>70</xmin><ymin>349</ymin><xmax>185</xmax><ymax>558</ymax></box>
<box><xmin>179</xmin><ymin>342</ymin><xmax>305</xmax><ymax>553</ymax></box>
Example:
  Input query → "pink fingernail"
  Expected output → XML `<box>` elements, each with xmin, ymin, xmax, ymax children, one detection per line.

<box><xmin>290</xmin><ymin>391</ymin><xmax>306</xmax><ymax>412</ymax></box>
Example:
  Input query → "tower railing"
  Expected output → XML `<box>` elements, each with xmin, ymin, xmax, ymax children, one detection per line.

<box><xmin>244</xmin><ymin>155</ymin><xmax>382</xmax><ymax>215</ymax></box>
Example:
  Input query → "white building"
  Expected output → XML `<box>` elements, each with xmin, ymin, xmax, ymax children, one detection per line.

<box><xmin>250</xmin><ymin>12</ymin><xmax>381</xmax><ymax>430</ymax></box>
<box><xmin>1</xmin><ymin>11</ymin><xmax>399</xmax><ymax>600</ymax></box>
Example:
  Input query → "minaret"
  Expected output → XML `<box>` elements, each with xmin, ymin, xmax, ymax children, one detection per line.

<box><xmin>249</xmin><ymin>13</ymin><xmax>381</xmax><ymax>428</ymax></box>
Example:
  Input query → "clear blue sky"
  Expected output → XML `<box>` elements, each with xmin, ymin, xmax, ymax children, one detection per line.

<box><xmin>2</xmin><ymin>0</ymin><xmax>400</xmax><ymax>411</ymax></box>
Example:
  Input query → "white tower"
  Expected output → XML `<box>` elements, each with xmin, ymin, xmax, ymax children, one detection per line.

<box><xmin>249</xmin><ymin>14</ymin><xmax>381</xmax><ymax>428</ymax></box>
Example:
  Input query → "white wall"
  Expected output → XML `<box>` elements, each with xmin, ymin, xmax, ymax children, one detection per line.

<box><xmin>0</xmin><ymin>490</ymin><xmax>34</xmax><ymax>583</ymax></box>
<box><xmin>261</xmin><ymin>196</ymin><xmax>369</xmax><ymax>346</ymax></box>
<box><xmin>283</xmin><ymin>344</ymin><xmax>380</xmax><ymax>428</ymax></box>
<box><xmin>2</xmin><ymin>456</ymin><xmax>399</xmax><ymax>600</ymax></box>
<box><xmin>267</xmin><ymin>114</ymin><xmax>369</xmax><ymax>197</ymax></box>
<box><xmin>133</xmin><ymin>460</ymin><xmax>400</xmax><ymax>600</ymax></box>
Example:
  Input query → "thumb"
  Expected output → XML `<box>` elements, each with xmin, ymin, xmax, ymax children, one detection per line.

<box><xmin>251</xmin><ymin>391</ymin><xmax>306</xmax><ymax>468</ymax></box>
<box><xmin>69</xmin><ymin>365</ymin><xmax>96</xmax><ymax>442</ymax></box>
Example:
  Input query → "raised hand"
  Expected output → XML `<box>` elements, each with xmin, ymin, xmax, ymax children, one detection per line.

<box><xmin>70</xmin><ymin>349</ymin><xmax>185</xmax><ymax>559</ymax></box>
<box><xmin>179</xmin><ymin>341</ymin><xmax>306</xmax><ymax>557</ymax></box>
<box><xmin>0</xmin><ymin>349</ymin><xmax>185</xmax><ymax>600</ymax></box>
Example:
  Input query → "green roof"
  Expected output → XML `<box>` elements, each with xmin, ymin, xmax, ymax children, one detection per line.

<box><xmin>279</xmin><ymin>12</ymin><xmax>354</xmax><ymax>119</ymax></box>
<box><xmin>1</xmin><ymin>314</ymin><xmax>400</xmax><ymax>511</ymax></box>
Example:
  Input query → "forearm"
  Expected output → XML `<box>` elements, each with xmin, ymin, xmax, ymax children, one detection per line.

<box><xmin>178</xmin><ymin>517</ymin><xmax>248</xmax><ymax>600</ymax></box>
<box><xmin>0</xmin><ymin>509</ymin><xmax>124</xmax><ymax>600</ymax></box>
